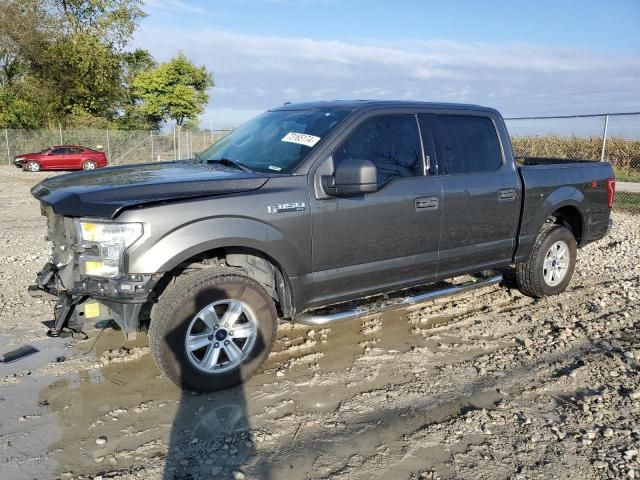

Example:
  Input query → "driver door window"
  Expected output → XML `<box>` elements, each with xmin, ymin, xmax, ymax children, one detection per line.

<box><xmin>334</xmin><ymin>115</ymin><xmax>423</xmax><ymax>187</ymax></box>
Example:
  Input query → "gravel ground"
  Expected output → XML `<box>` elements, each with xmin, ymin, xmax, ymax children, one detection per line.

<box><xmin>0</xmin><ymin>165</ymin><xmax>639</xmax><ymax>480</ymax></box>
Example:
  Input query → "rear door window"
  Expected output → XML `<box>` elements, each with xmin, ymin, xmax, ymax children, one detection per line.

<box><xmin>334</xmin><ymin>114</ymin><xmax>423</xmax><ymax>186</ymax></box>
<box><xmin>50</xmin><ymin>148</ymin><xmax>68</xmax><ymax>155</ymax></box>
<box><xmin>430</xmin><ymin>115</ymin><xmax>502</xmax><ymax>175</ymax></box>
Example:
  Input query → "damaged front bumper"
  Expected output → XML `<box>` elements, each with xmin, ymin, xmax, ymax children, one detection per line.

<box><xmin>29</xmin><ymin>261</ymin><xmax>160</xmax><ymax>340</ymax></box>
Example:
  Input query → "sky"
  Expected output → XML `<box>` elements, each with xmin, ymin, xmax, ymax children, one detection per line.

<box><xmin>134</xmin><ymin>0</ymin><xmax>640</xmax><ymax>130</ymax></box>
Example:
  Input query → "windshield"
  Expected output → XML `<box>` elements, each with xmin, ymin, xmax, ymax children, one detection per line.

<box><xmin>198</xmin><ymin>108</ymin><xmax>351</xmax><ymax>174</ymax></box>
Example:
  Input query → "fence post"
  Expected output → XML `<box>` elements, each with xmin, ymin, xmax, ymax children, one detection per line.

<box><xmin>106</xmin><ymin>130</ymin><xmax>112</xmax><ymax>163</ymax></box>
<box><xmin>5</xmin><ymin>129</ymin><xmax>10</xmax><ymax>165</ymax></box>
<box><xmin>150</xmin><ymin>132</ymin><xmax>154</xmax><ymax>162</ymax></box>
<box><xmin>58</xmin><ymin>122</ymin><xmax>63</xmax><ymax>144</ymax></box>
<box><xmin>173</xmin><ymin>125</ymin><xmax>177</xmax><ymax>160</ymax></box>
<box><xmin>600</xmin><ymin>114</ymin><xmax>609</xmax><ymax>162</ymax></box>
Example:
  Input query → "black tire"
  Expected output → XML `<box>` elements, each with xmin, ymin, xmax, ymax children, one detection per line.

<box><xmin>149</xmin><ymin>267</ymin><xmax>278</xmax><ymax>392</ymax></box>
<box><xmin>24</xmin><ymin>161</ymin><xmax>40</xmax><ymax>172</ymax></box>
<box><xmin>516</xmin><ymin>223</ymin><xmax>577</xmax><ymax>298</ymax></box>
<box><xmin>82</xmin><ymin>160</ymin><xmax>97</xmax><ymax>170</ymax></box>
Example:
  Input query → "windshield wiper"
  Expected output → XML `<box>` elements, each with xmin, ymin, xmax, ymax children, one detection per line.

<box><xmin>205</xmin><ymin>157</ymin><xmax>253</xmax><ymax>173</ymax></box>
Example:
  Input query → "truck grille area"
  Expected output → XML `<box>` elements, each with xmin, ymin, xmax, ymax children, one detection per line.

<box><xmin>42</xmin><ymin>204</ymin><xmax>76</xmax><ymax>267</ymax></box>
<box><xmin>40</xmin><ymin>204</ymin><xmax>79</xmax><ymax>291</ymax></box>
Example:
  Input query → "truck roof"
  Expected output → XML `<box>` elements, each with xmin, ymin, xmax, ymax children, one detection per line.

<box><xmin>272</xmin><ymin>99</ymin><xmax>498</xmax><ymax>114</ymax></box>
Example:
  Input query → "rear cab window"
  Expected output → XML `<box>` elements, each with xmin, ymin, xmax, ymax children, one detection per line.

<box><xmin>424</xmin><ymin>114</ymin><xmax>503</xmax><ymax>175</ymax></box>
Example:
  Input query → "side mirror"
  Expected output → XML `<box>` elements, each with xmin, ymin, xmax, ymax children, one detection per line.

<box><xmin>322</xmin><ymin>158</ymin><xmax>377</xmax><ymax>196</ymax></box>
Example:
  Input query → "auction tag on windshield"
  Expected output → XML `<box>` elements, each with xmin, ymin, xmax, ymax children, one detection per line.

<box><xmin>281</xmin><ymin>132</ymin><xmax>321</xmax><ymax>147</ymax></box>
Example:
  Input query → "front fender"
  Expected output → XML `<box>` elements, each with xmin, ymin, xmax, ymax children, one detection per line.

<box><xmin>127</xmin><ymin>216</ymin><xmax>308</xmax><ymax>278</ymax></box>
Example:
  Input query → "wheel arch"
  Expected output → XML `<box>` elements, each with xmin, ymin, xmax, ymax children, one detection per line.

<box><xmin>149</xmin><ymin>245</ymin><xmax>296</xmax><ymax>320</ymax></box>
<box><xmin>125</xmin><ymin>216</ymin><xmax>308</xmax><ymax>325</ymax></box>
<box><xmin>548</xmin><ymin>204</ymin><xmax>584</xmax><ymax>245</ymax></box>
<box><xmin>516</xmin><ymin>185</ymin><xmax>586</xmax><ymax>262</ymax></box>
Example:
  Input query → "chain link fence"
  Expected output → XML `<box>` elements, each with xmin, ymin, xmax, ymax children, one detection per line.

<box><xmin>3</xmin><ymin>112</ymin><xmax>638</xmax><ymax>214</ymax></box>
<box><xmin>505</xmin><ymin>112</ymin><xmax>640</xmax><ymax>214</ymax></box>
<box><xmin>1</xmin><ymin>127</ymin><xmax>232</xmax><ymax>167</ymax></box>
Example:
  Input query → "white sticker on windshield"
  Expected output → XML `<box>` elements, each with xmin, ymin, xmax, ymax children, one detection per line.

<box><xmin>281</xmin><ymin>132</ymin><xmax>321</xmax><ymax>147</ymax></box>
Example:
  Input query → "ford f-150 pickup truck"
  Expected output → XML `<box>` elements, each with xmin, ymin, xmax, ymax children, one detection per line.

<box><xmin>28</xmin><ymin>101</ymin><xmax>615</xmax><ymax>391</ymax></box>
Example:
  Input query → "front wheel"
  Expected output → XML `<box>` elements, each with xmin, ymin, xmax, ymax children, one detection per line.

<box><xmin>82</xmin><ymin>160</ymin><xmax>97</xmax><ymax>170</ymax></box>
<box><xmin>149</xmin><ymin>267</ymin><xmax>278</xmax><ymax>392</ymax></box>
<box><xmin>24</xmin><ymin>161</ymin><xmax>41</xmax><ymax>172</ymax></box>
<box><xmin>516</xmin><ymin>224</ymin><xmax>577</xmax><ymax>298</ymax></box>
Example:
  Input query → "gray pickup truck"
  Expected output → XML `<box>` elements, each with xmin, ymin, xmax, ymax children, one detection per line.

<box><xmin>29</xmin><ymin>101</ymin><xmax>615</xmax><ymax>391</ymax></box>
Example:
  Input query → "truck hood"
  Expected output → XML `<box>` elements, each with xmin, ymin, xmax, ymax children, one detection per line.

<box><xmin>31</xmin><ymin>161</ymin><xmax>271</xmax><ymax>218</ymax></box>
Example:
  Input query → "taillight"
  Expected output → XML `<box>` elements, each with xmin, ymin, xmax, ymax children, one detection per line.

<box><xmin>606</xmin><ymin>178</ymin><xmax>615</xmax><ymax>208</ymax></box>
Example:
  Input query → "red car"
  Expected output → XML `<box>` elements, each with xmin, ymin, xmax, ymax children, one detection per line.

<box><xmin>14</xmin><ymin>145</ymin><xmax>108</xmax><ymax>172</ymax></box>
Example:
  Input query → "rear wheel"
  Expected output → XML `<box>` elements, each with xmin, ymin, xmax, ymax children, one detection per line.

<box><xmin>516</xmin><ymin>224</ymin><xmax>577</xmax><ymax>298</ymax></box>
<box><xmin>82</xmin><ymin>160</ymin><xmax>97</xmax><ymax>170</ymax></box>
<box><xmin>24</xmin><ymin>161</ymin><xmax>40</xmax><ymax>172</ymax></box>
<box><xmin>149</xmin><ymin>267</ymin><xmax>278</xmax><ymax>392</ymax></box>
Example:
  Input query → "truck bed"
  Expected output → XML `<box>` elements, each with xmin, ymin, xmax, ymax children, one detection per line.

<box><xmin>515</xmin><ymin>157</ymin><xmax>614</xmax><ymax>262</ymax></box>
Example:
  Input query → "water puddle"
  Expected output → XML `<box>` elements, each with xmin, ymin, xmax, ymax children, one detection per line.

<box><xmin>35</xmin><ymin>294</ymin><xmax>503</xmax><ymax>478</ymax></box>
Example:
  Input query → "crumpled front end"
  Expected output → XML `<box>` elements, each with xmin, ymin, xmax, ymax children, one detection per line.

<box><xmin>29</xmin><ymin>204</ymin><xmax>159</xmax><ymax>339</ymax></box>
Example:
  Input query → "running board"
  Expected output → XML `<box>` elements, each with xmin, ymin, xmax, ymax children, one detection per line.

<box><xmin>295</xmin><ymin>271</ymin><xmax>503</xmax><ymax>326</ymax></box>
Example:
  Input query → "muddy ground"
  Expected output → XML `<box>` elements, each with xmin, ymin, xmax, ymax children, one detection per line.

<box><xmin>0</xmin><ymin>165</ymin><xmax>638</xmax><ymax>480</ymax></box>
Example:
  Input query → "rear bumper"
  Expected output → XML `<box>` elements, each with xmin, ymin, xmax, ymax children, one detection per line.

<box><xmin>29</xmin><ymin>262</ymin><xmax>158</xmax><ymax>339</ymax></box>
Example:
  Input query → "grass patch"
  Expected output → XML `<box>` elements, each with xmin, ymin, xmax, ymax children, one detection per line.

<box><xmin>614</xmin><ymin>192</ymin><xmax>640</xmax><ymax>213</ymax></box>
<box><xmin>614</xmin><ymin>168</ymin><xmax>640</xmax><ymax>183</ymax></box>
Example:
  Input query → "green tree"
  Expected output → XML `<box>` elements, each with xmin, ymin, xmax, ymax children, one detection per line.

<box><xmin>53</xmin><ymin>0</ymin><xmax>145</xmax><ymax>50</ymax></box>
<box><xmin>133</xmin><ymin>52</ymin><xmax>214</xmax><ymax>126</ymax></box>
<box><xmin>116</xmin><ymin>48</ymin><xmax>161</xmax><ymax>130</ymax></box>
<box><xmin>0</xmin><ymin>0</ymin><xmax>148</xmax><ymax>129</ymax></box>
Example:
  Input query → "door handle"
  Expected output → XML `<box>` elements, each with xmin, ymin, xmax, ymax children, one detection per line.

<box><xmin>415</xmin><ymin>196</ymin><xmax>439</xmax><ymax>210</ymax></box>
<box><xmin>498</xmin><ymin>188</ymin><xmax>516</xmax><ymax>201</ymax></box>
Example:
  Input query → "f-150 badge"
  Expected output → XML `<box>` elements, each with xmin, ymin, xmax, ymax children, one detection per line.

<box><xmin>267</xmin><ymin>202</ymin><xmax>306</xmax><ymax>214</ymax></box>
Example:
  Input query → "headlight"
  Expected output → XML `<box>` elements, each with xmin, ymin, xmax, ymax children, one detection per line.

<box><xmin>76</xmin><ymin>221</ymin><xmax>143</xmax><ymax>278</ymax></box>
<box><xmin>15</xmin><ymin>157</ymin><xmax>25</xmax><ymax>162</ymax></box>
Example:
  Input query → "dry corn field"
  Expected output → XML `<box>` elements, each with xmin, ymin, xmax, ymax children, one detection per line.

<box><xmin>511</xmin><ymin>136</ymin><xmax>640</xmax><ymax>178</ymax></box>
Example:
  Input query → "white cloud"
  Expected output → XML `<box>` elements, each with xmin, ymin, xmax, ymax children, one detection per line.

<box><xmin>133</xmin><ymin>27</ymin><xmax>640</xmax><ymax>126</ymax></box>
